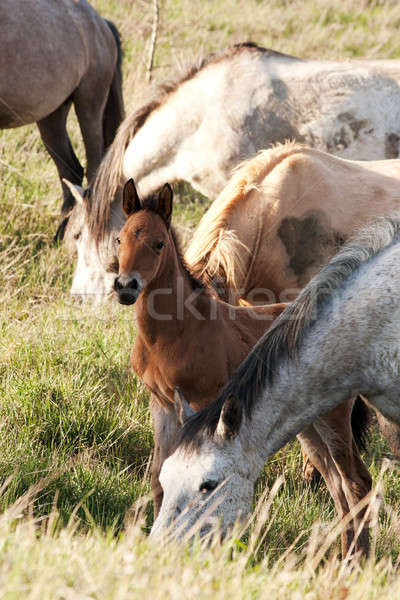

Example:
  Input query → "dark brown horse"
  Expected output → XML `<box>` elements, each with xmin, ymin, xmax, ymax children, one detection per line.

<box><xmin>0</xmin><ymin>0</ymin><xmax>124</xmax><ymax>215</ymax></box>
<box><xmin>114</xmin><ymin>180</ymin><xmax>372</xmax><ymax>556</ymax></box>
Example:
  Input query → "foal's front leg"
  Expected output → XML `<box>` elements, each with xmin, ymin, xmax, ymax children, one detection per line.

<box><xmin>150</xmin><ymin>396</ymin><xmax>180</xmax><ymax>518</ymax></box>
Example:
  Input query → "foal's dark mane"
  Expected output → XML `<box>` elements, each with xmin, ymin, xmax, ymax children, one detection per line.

<box><xmin>88</xmin><ymin>42</ymin><xmax>296</xmax><ymax>246</ymax></box>
<box><xmin>180</xmin><ymin>216</ymin><xmax>400</xmax><ymax>449</ymax></box>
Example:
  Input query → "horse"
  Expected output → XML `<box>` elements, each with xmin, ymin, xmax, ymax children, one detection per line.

<box><xmin>151</xmin><ymin>216</ymin><xmax>400</xmax><ymax>560</ymax></box>
<box><xmin>114</xmin><ymin>179</ymin><xmax>372</xmax><ymax>556</ymax></box>
<box><xmin>0</xmin><ymin>0</ymin><xmax>124</xmax><ymax>215</ymax></box>
<box><xmin>185</xmin><ymin>142</ymin><xmax>400</xmax><ymax>305</ymax></box>
<box><xmin>58</xmin><ymin>42</ymin><xmax>400</xmax><ymax>298</ymax></box>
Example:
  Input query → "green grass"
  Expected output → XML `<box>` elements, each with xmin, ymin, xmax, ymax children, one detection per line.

<box><xmin>2</xmin><ymin>0</ymin><xmax>400</xmax><ymax>596</ymax></box>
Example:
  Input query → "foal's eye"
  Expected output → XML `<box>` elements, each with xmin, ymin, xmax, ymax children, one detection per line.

<box><xmin>199</xmin><ymin>480</ymin><xmax>218</xmax><ymax>494</ymax></box>
<box><xmin>116</xmin><ymin>237</ymin><xmax>121</xmax><ymax>245</ymax></box>
<box><xmin>74</xmin><ymin>232</ymin><xmax>81</xmax><ymax>241</ymax></box>
<box><xmin>155</xmin><ymin>241</ymin><xmax>164</xmax><ymax>251</ymax></box>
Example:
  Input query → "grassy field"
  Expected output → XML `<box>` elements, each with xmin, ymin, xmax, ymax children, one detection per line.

<box><xmin>2</xmin><ymin>0</ymin><xmax>400</xmax><ymax>597</ymax></box>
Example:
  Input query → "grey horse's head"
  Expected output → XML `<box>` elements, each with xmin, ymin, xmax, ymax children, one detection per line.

<box><xmin>55</xmin><ymin>180</ymin><xmax>123</xmax><ymax>302</ymax></box>
<box><xmin>151</xmin><ymin>391</ymin><xmax>255</xmax><ymax>543</ymax></box>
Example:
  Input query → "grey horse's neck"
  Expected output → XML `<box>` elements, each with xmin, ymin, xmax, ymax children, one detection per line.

<box><xmin>239</xmin><ymin>245</ymin><xmax>400</xmax><ymax>476</ymax></box>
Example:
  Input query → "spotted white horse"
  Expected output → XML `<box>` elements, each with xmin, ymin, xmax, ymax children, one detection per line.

<box><xmin>60</xmin><ymin>43</ymin><xmax>400</xmax><ymax>300</ymax></box>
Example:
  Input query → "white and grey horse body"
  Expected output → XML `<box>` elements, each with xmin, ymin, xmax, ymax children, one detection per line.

<box><xmin>125</xmin><ymin>56</ymin><xmax>400</xmax><ymax>200</ymax></box>
<box><xmin>63</xmin><ymin>43</ymin><xmax>400</xmax><ymax>299</ymax></box>
<box><xmin>151</xmin><ymin>217</ymin><xmax>400</xmax><ymax>541</ymax></box>
<box><xmin>0</xmin><ymin>0</ymin><xmax>124</xmax><ymax>213</ymax></box>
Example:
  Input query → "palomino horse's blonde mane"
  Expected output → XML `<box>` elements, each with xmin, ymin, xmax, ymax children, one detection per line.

<box><xmin>88</xmin><ymin>43</ymin><xmax>285</xmax><ymax>246</ymax></box>
<box><xmin>185</xmin><ymin>141</ymin><xmax>308</xmax><ymax>292</ymax></box>
<box><xmin>180</xmin><ymin>214</ymin><xmax>400</xmax><ymax>447</ymax></box>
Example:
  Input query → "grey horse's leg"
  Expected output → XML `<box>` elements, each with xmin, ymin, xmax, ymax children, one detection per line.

<box><xmin>37</xmin><ymin>100</ymin><xmax>84</xmax><ymax>213</ymax></box>
<box><xmin>150</xmin><ymin>396</ymin><xmax>180</xmax><ymax>518</ymax></box>
<box><xmin>72</xmin><ymin>76</ymin><xmax>111</xmax><ymax>184</ymax></box>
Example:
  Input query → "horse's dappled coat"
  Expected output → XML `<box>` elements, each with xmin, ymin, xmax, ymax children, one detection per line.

<box><xmin>153</xmin><ymin>217</ymin><xmax>400</xmax><ymax>555</ymax></box>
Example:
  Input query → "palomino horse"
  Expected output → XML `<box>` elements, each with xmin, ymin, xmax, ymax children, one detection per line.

<box><xmin>152</xmin><ymin>216</ymin><xmax>400</xmax><ymax>559</ymax></box>
<box><xmin>59</xmin><ymin>42</ymin><xmax>400</xmax><ymax>298</ymax></box>
<box><xmin>114</xmin><ymin>180</ymin><xmax>372</xmax><ymax>557</ymax></box>
<box><xmin>186</xmin><ymin>142</ymin><xmax>400</xmax><ymax>305</ymax></box>
<box><xmin>0</xmin><ymin>0</ymin><xmax>124</xmax><ymax>215</ymax></box>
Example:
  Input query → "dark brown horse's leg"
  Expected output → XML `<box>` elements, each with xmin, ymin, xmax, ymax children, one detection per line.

<box><xmin>328</xmin><ymin>441</ymin><xmax>372</xmax><ymax>558</ymax></box>
<box><xmin>301</xmin><ymin>445</ymin><xmax>321</xmax><ymax>485</ymax></box>
<box><xmin>297</xmin><ymin>427</ymin><xmax>354</xmax><ymax>557</ymax></box>
<box><xmin>300</xmin><ymin>396</ymin><xmax>369</xmax><ymax>485</ymax></box>
<box><xmin>376</xmin><ymin>412</ymin><xmax>400</xmax><ymax>458</ymax></box>
<box><xmin>315</xmin><ymin>402</ymin><xmax>372</xmax><ymax>558</ymax></box>
<box><xmin>37</xmin><ymin>100</ymin><xmax>84</xmax><ymax>213</ymax></box>
<box><xmin>365</xmin><ymin>404</ymin><xmax>400</xmax><ymax>459</ymax></box>
<box><xmin>150</xmin><ymin>396</ymin><xmax>180</xmax><ymax>518</ymax></box>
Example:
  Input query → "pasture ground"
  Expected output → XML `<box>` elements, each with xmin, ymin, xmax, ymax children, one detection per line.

<box><xmin>2</xmin><ymin>1</ymin><xmax>400</xmax><ymax>597</ymax></box>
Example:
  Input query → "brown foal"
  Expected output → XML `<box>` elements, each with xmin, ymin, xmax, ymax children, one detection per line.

<box><xmin>114</xmin><ymin>179</ymin><xmax>372</xmax><ymax>556</ymax></box>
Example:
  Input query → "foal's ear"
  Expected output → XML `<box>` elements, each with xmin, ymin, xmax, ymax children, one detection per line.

<box><xmin>123</xmin><ymin>179</ymin><xmax>141</xmax><ymax>216</ymax></box>
<box><xmin>156</xmin><ymin>183</ymin><xmax>173</xmax><ymax>227</ymax></box>
<box><xmin>216</xmin><ymin>394</ymin><xmax>243</xmax><ymax>440</ymax></box>
<box><xmin>174</xmin><ymin>387</ymin><xmax>195</xmax><ymax>425</ymax></box>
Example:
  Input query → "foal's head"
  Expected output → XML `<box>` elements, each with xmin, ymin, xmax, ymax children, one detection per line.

<box><xmin>114</xmin><ymin>179</ymin><xmax>173</xmax><ymax>305</ymax></box>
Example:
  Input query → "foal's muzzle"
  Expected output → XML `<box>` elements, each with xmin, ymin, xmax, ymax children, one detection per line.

<box><xmin>114</xmin><ymin>275</ymin><xmax>142</xmax><ymax>305</ymax></box>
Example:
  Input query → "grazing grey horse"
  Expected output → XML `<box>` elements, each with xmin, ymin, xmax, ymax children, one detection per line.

<box><xmin>151</xmin><ymin>216</ymin><xmax>400</xmax><ymax>557</ymax></box>
<box><xmin>60</xmin><ymin>42</ymin><xmax>400</xmax><ymax>300</ymax></box>
<box><xmin>0</xmin><ymin>0</ymin><xmax>124</xmax><ymax>215</ymax></box>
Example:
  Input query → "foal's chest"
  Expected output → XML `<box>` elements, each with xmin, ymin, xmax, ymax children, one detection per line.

<box><xmin>130</xmin><ymin>336</ymin><xmax>226</xmax><ymax>408</ymax></box>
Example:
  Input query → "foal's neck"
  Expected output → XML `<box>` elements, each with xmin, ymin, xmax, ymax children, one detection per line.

<box><xmin>136</xmin><ymin>231</ymin><xmax>215</xmax><ymax>339</ymax></box>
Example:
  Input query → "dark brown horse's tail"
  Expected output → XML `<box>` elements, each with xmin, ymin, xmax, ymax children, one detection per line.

<box><xmin>103</xmin><ymin>19</ymin><xmax>125</xmax><ymax>149</ymax></box>
<box><xmin>351</xmin><ymin>396</ymin><xmax>372</xmax><ymax>453</ymax></box>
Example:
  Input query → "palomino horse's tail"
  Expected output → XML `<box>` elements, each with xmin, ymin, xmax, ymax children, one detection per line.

<box><xmin>103</xmin><ymin>19</ymin><xmax>125</xmax><ymax>149</ymax></box>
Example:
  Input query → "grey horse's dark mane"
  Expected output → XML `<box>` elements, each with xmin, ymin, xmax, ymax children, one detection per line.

<box><xmin>87</xmin><ymin>43</ymin><xmax>295</xmax><ymax>246</ymax></box>
<box><xmin>179</xmin><ymin>216</ymin><xmax>400</xmax><ymax>449</ymax></box>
